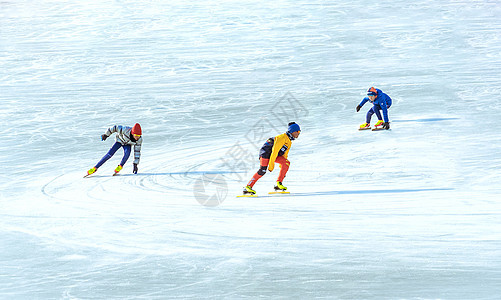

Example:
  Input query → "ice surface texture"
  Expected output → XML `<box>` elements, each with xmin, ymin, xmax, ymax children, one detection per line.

<box><xmin>1</xmin><ymin>0</ymin><xmax>500</xmax><ymax>298</ymax></box>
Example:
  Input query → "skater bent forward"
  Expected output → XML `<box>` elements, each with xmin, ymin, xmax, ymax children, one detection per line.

<box><xmin>243</xmin><ymin>122</ymin><xmax>301</xmax><ymax>195</ymax></box>
<box><xmin>356</xmin><ymin>87</ymin><xmax>392</xmax><ymax>130</ymax></box>
<box><xmin>86</xmin><ymin>123</ymin><xmax>142</xmax><ymax>176</ymax></box>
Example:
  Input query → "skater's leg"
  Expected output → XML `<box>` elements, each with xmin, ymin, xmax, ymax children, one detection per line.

<box><xmin>373</xmin><ymin>104</ymin><xmax>383</xmax><ymax>121</ymax></box>
<box><xmin>247</xmin><ymin>158</ymin><xmax>269</xmax><ymax>188</ymax></box>
<box><xmin>119</xmin><ymin>145</ymin><xmax>132</xmax><ymax>166</ymax></box>
<box><xmin>95</xmin><ymin>142</ymin><xmax>122</xmax><ymax>169</ymax></box>
<box><xmin>366</xmin><ymin>107</ymin><xmax>376</xmax><ymax>124</ymax></box>
<box><xmin>275</xmin><ymin>156</ymin><xmax>290</xmax><ymax>182</ymax></box>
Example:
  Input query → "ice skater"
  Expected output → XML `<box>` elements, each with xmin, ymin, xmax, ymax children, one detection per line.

<box><xmin>356</xmin><ymin>87</ymin><xmax>392</xmax><ymax>130</ymax></box>
<box><xmin>85</xmin><ymin>123</ymin><xmax>142</xmax><ymax>177</ymax></box>
<box><xmin>243</xmin><ymin>122</ymin><xmax>301</xmax><ymax>195</ymax></box>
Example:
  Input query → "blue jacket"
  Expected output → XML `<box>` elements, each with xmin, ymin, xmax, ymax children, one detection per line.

<box><xmin>359</xmin><ymin>88</ymin><xmax>392</xmax><ymax>122</ymax></box>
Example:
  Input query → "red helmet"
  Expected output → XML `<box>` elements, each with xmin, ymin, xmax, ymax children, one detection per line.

<box><xmin>131</xmin><ymin>123</ymin><xmax>142</xmax><ymax>135</ymax></box>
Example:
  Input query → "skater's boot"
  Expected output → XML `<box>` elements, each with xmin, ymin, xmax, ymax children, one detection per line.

<box><xmin>243</xmin><ymin>185</ymin><xmax>256</xmax><ymax>195</ymax></box>
<box><xmin>86</xmin><ymin>167</ymin><xmax>97</xmax><ymax>176</ymax></box>
<box><xmin>113</xmin><ymin>165</ymin><xmax>123</xmax><ymax>175</ymax></box>
<box><xmin>374</xmin><ymin>120</ymin><xmax>384</xmax><ymax>128</ymax></box>
<box><xmin>274</xmin><ymin>181</ymin><xmax>287</xmax><ymax>191</ymax></box>
<box><xmin>359</xmin><ymin>123</ymin><xmax>371</xmax><ymax>130</ymax></box>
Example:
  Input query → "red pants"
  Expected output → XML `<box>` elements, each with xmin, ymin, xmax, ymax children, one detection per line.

<box><xmin>247</xmin><ymin>156</ymin><xmax>290</xmax><ymax>188</ymax></box>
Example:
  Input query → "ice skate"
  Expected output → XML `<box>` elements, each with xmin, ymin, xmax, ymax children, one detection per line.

<box><xmin>359</xmin><ymin>123</ymin><xmax>371</xmax><ymax>130</ymax></box>
<box><xmin>113</xmin><ymin>165</ymin><xmax>123</xmax><ymax>176</ymax></box>
<box><xmin>84</xmin><ymin>167</ymin><xmax>97</xmax><ymax>178</ymax></box>
<box><xmin>243</xmin><ymin>185</ymin><xmax>256</xmax><ymax>195</ymax></box>
<box><xmin>237</xmin><ymin>185</ymin><xmax>258</xmax><ymax>197</ymax></box>
<box><xmin>274</xmin><ymin>181</ymin><xmax>287</xmax><ymax>191</ymax></box>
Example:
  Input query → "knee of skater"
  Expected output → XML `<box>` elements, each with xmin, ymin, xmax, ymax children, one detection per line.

<box><xmin>257</xmin><ymin>166</ymin><xmax>267</xmax><ymax>176</ymax></box>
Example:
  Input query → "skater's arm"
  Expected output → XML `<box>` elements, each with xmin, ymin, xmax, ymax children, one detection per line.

<box><xmin>104</xmin><ymin>125</ymin><xmax>122</xmax><ymax>138</ymax></box>
<box><xmin>381</xmin><ymin>105</ymin><xmax>390</xmax><ymax>123</ymax></box>
<box><xmin>359</xmin><ymin>97</ymin><xmax>369</xmax><ymax>107</ymax></box>
<box><xmin>381</xmin><ymin>95</ymin><xmax>391</xmax><ymax>122</ymax></box>
<box><xmin>385</xmin><ymin>95</ymin><xmax>392</xmax><ymax>109</ymax></box>
<box><xmin>268</xmin><ymin>134</ymin><xmax>286</xmax><ymax>172</ymax></box>
<box><xmin>133</xmin><ymin>137</ymin><xmax>142</xmax><ymax>165</ymax></box>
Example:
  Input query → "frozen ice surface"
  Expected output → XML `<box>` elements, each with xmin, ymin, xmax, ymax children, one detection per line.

<box><xmin>1</xmin><ymin>0</ymin><xmax>500</xmax><ymax>298</ymax></box>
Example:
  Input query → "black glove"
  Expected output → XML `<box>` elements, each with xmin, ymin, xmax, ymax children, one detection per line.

<box><xmin>383</xmin><ymin>122</ymin><xmax>390</xmax><ymax>130</ymax></box>
<box><xmin>101</xmin><ymin>134</ymin><xmax>108</xmax><ymax>141</ymax></box>
<box><xmin>133</xmin><ymin>163</ymin><xmax>138</xmax><ymax>174</ymax></box>
<box><xmin>356</xmin><ymin>105</ymin><xmax>361</xmax><ymax>112</ymax></box>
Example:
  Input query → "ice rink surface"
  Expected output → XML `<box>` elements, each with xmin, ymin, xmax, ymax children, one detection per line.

<box><xmin>1</xmin><ymin>0</ymin><xmax>500</xmax><ymax>298</ymax></box>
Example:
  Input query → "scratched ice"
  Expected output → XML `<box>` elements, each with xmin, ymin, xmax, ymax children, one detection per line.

<box><xmin>1</xmin><ymin>0</ymin><xmax>500</xmax><ymax>298</ymax></box>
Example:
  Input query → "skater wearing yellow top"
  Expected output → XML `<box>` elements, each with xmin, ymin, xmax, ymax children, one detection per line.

<box><xmin>243</xmin><ymin>122</ymin><xmax>301</xmax><ymax>195</ymax></box>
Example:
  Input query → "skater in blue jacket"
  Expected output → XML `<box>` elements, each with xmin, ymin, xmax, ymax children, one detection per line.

<box><xmin>356</xmin><ymin>87</ymin><xmax>392</xmax><ymax>130</ymax></box>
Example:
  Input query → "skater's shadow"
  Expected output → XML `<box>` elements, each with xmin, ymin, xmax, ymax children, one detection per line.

<box><xmin>291</xmin><ymin>187</ymin><xmax>453</xmax><ymax>197</ymax></box>
<box><xmin>393</xmin><ymin>117</ymin><xmax>459</xmax><ymax>123</ymax></box>
<box><xmin>104</xmin><ymin>171</ymin><xmax>245</xmax><ymax>177</ymax></box>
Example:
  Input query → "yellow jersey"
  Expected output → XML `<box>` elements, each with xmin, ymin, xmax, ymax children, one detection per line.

<box><xmin>268</xmin><ymin>132</ymin><xmax>292</xmax><ymax>172</ymax></box>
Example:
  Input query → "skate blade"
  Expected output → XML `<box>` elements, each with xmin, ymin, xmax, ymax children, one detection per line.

<box><xmin>237</xmin><ymin>194</ymin><xmax>258</xmax><ymax>198</ymax></box>
<box><xmin>269</xmin><ymin>191</ymin><xmax>290</xmax><ymax>194</ymax></box>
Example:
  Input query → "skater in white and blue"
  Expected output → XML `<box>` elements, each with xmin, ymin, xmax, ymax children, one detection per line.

<box><xmin>356</xmin><ymin>87</ymin><xmax>392</xmax><ymax>130</ymax></box>
<box><xmin>85</xmin><ymin>123</ymin><xmax>143</xmax><ymax>177</ymax></box>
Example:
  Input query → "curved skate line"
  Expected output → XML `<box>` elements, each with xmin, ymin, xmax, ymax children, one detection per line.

<box><xmin>40</xmin><ymin>174</ymin><xmax>66</xmax><ymax>200</ymax></box>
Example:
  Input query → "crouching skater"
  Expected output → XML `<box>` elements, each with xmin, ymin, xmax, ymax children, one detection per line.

<box><xmin>85</xmin><ymin>123</ymin><xmax>142</xmax><ymax>177</ymax></box>
<box><xmin>243</xmin><ymin>122</ymin><xmax>301</xmax><ymax>195</ymax></box>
